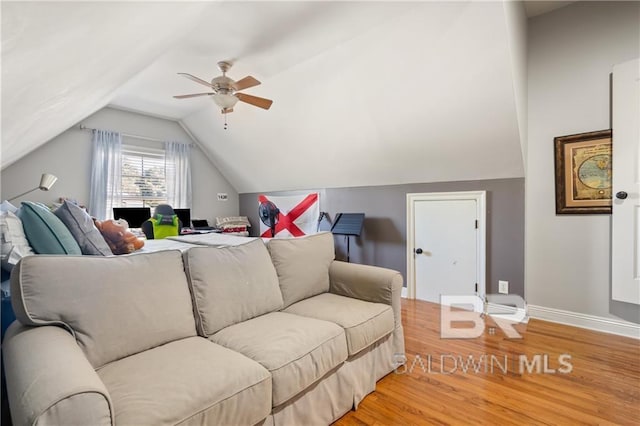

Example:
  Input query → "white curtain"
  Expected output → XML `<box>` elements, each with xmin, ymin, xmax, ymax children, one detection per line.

<box><xmin>165</xmin><ymin>141</ymin><xmax>192</xmax><ymax>208</ymax></box>
<box><xmin>89</xmin><ymin>130</ymin><xmax>122</xmax><ymax>220</ymax></box>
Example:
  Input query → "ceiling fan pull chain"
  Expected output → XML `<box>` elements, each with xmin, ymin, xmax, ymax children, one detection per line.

<box><xmin>224</xmin><ymin>112</ymin><xmax>228</xmax><ymax>130</ymax></box>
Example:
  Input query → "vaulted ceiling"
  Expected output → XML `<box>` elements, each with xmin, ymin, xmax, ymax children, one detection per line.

<box><xmin>2</xmin><ymin>1</ymin><xmax>552</xmax><ymax>193</ymax></box>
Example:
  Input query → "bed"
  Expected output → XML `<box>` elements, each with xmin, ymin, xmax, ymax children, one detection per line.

<box><xmin>139</xmin><ymin>232</ymin><xmax>260</xmax><ymax>253</ymax></box>
<box><xmin>138</xmin><ymin>238</ymin><xmax>198</xmax><ymax>253</ymax></box>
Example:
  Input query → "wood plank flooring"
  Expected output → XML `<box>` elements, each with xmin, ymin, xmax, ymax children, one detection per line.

<box><xmin>335</xmin><ymin>299</ymin><xmax>640</xmax><ymax>425</ymax></box>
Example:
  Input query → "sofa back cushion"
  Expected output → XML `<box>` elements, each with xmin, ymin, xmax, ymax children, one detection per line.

<box><xmin>267</xmin><ymin>232</ymin><xmax>335</xmax><ymax>308</ymax></box>
<box><xmin>11</xmin><ymin>251</ymin><xmax>197</xmax><ymax>369</ymax></box>
<box><xmin>184</xmin><ymin>239</ymin><xmax>284</xmax><ymax>336</ymax></box>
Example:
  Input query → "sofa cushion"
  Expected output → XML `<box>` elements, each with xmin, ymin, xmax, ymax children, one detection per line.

<box><xmin>11</xmin><ymin>251</ymin><xmax>197</xmax><ymax>368</ymax></box>
<box><xmin>54</xmin><ymin>200</ymin><xmax>112</xmax><ymax>255</ymax></box>
<box><xmin>98</xmin><ymin>337</ymin><xmax>271</xmax><ymax>426</ymax></box>
<box><xmin>183</xmin><ymin>240</ymin><xmax>283</xmax><ymax>336</ymax></box>
<box><xmin>210</xmin><ymin>312</ymin><xmax>347</xmax><ymax>407</ymax></box>
<box><xmin>267</xmin><ymin>232</ymin><xmax>335</xmax><ymax>308</ymax></box>
<box><xmin>17</xmin><ymin>201</ymin><xmax>82</xmax><ymax>255</ymax></box>
<box><xmin>284</xmin><ymin>292</ymin><xmax>394</xmax><ymax>356</ymax></box>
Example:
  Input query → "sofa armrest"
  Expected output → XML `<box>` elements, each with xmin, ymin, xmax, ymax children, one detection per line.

<box><xmin>3</xmin><ymin>322</ymin><xmax>114</xmax><ymax>426</ymax></box>
<box><xmin>329</xmin><ymin>261</ymin><xmax>403</xmax><ymax>329</ymax></box>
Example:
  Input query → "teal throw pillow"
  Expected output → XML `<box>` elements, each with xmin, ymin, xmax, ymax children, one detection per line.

<box><xmin>17</xmin><ymin>201</ymin><xmax>82</xmax><ymax>255</ymax></box>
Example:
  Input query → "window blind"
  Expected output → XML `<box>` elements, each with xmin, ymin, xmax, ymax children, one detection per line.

<box><xmin>120</xmin><ymin>145</ymin><xmax>167</xmax><ymax>208</ymax></box>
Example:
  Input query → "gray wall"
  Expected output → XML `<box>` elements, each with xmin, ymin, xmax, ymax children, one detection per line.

<box><xmin>240</xmin><ymin>178</ymin><xmax>525</xmax><ymax>297</ymax></box>
<box><xmin>526</xmin><ymin>1</ymin><xmax>640</xmax><ymax>322</ymax></box>
<box><xmin>1</xmin><ymin>107</ymin><xmax>239</xmax><ymax>224</ymax></box>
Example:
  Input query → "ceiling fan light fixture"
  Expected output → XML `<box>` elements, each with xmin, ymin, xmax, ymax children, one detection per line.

<box><xmin>212</xmin><ymin>93</ymin><xmax>239</xmax><ymax>109</ymax></box>
<box><xmin>175</xmin><ymin>62</ymin><xmax>272</xmax><ymax>120</ymax></box>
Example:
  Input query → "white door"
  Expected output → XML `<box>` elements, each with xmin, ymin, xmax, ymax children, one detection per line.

<box><xmin>407</xmin><ymin>192</ymin><xmax>486</xmax><ymax>304</ymax></box>
<box><xmin>612</xmin><ymin>58</ymin><xmax>640</xmax><ymax>304</ymax></box>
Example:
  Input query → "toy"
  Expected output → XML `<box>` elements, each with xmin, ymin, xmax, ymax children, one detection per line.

<box><xmin>93</xmin><ymin>218</ymin><xmax>144</xmax><ymax>255</ymax></box>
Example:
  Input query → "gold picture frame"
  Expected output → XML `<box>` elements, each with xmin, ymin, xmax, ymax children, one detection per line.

<box><xmin>554</xmin><ymin>129</ymin><xmax>612</xmax><ymax>214</ymax></box>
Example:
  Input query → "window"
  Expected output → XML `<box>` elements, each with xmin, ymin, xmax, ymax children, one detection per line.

<box><xmin>120</xmin><ymin>145</ymin><xmax>168</xmax><ymax>209</ymax></box>
<box><xmin>89</xmin><ymin>129</ymin><xmax>192</xmax><ymax>220</ymax></box>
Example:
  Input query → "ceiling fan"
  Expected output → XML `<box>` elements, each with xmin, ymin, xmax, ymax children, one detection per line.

<box><xmin>173</xmin><ymin>61</ymin><xmax>273</xmax><ymax>115</ymax></box>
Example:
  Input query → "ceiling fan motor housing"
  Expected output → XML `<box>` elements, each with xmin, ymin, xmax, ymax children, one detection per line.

<box><xmin>211</xmin><ymin>75</ymin><xmax>234</xmax><ymax>94</ymax></box>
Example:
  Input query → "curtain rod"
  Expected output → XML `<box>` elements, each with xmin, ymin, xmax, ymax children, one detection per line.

<box><xmin>78</xmin><ymin>125</ymin><xmax>193</xmax><ymax>146</ymax></box>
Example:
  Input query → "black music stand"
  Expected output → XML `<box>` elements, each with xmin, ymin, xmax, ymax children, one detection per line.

<box><xmin>331</xmin><ymin>213</ymin><xmax>365</xmax><ymax>262</ymax></box>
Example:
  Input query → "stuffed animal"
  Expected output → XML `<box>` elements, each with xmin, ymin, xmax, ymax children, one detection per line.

<box><xmin>94</xmin><ymin>218</ymin><xmax>144</xmax><ymax>255</ymax></box>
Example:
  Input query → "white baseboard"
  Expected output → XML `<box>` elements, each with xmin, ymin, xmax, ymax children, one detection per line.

<box><xmin>528</xmin><ymin>304</ymin><xmax>640</xmax><ymax>339</ymax></box>
<box><xmin>401</xmin><ymin>287</ymin><xmax>408</xmax><ymax>298</ymax></box>
<box><xmin>486</xmin><ymin>302</ymin><xmax>528</xmax><ymax>323</ymax></box>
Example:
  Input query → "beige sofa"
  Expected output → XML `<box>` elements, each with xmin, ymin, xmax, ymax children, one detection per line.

<box><xmin>3</xmin><ymin>232</ymin><xmax>404</xmax><ymax>426</ymax></box>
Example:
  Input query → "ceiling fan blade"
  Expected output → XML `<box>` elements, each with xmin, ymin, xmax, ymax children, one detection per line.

<box><xmin>177</xmin><ymin>72</ymin><xmax>212</xmax><ymax>88</ymax></box>
<box><xmin>232</xmin><ymin>76</ymin><xmax>261</xmax><ymax>91</ymax></box>
<box><xmin>173</xmin><ymin>93</ymin><xmax>215</xmax><ymax>99</ymax></box>
<box><xmin>235</xmin><ymin>93</ymin><xmax>273</xmax><ymax>110</ymax></box>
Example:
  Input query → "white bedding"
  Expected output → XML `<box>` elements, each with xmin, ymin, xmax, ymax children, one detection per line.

<box><xmin>137</xmin><ymin>232</ymin><xmax>261</xmax><ymax>254</ymax></box>
<box><xmin>138</xmin><ymin>238</ymin><xmax>198</xmax><ymax>253</ymax></box>
<box><xmin>167</xmin><ymin>232</ymin><xmax>258</xmax><ymax>247</ymax></box>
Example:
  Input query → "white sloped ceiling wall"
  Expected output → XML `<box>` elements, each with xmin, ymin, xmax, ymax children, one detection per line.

<box><xmin>181</xmin><ymin>1</ymin><xmax>525</xmax><ymax>193</ymax></box>
<box><xmin>1</xmin><ymin>1</ymin><xmax>208</xmax><ymax>168</ymax></box>
<box><xmin>2</xmin><ymin>1</ymin><xmax>526</xmax><ymax>193</ymax></box>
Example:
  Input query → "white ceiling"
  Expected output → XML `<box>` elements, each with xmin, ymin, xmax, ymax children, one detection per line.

<box><xmin>110</xmin><ymin>1</ymin><xmax>416</xmax><ymax>120</ymax></box>
<box><xmin>2</xmin><ymin>1</ymin><xmax>535</xmax><ymax>193</ymax></box>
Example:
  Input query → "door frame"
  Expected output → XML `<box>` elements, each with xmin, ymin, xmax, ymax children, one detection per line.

<box><xmin>406</xmin><ymin>191</ymin><xmax>487</xmax><ymax>301</ymax></box>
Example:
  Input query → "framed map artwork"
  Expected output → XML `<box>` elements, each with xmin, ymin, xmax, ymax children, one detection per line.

<box><xmin>554</xmin><ymin>129</ymin><xmax>612</xmax><ymax>214</ymax></box>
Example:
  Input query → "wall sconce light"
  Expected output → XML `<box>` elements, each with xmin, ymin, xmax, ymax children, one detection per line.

<box><xmin>7</xmin><ymin>173</ymin><xmax>58</xmax><ymax>202</ymax></box>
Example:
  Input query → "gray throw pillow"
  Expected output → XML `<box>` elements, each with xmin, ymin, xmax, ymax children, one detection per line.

<box><xmin>54</xmin><ymin>200</ymin><xmax>112</xmax><ymax>255</ymax></box>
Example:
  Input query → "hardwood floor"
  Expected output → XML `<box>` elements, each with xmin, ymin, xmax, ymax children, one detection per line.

<box><xmin>335</xmin><ymin>299</ymin><xmax>640</xmax><ymax>425</ymax></box>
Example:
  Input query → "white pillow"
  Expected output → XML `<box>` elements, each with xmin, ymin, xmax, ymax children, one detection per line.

<box><xmin>0</xmin><ymin>200</ymin><xmax>18</xmax><ymax>214</ymax></box>
<box><xmin>215</xmin><ymin>216</ymin><xmax>251</xmax><ymax>227</ymax></box>
<box><xmin>1</xmin><ymin>211</ymin><xmax>34</xmax><ymax>270</ymax></box>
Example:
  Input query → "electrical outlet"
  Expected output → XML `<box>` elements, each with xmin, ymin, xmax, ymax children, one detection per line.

<box><xmin>498</xmin><ymin>280</ymin><xmax>509</xmax><ymax>294</ymax></box>
<box><xmin>217</xmin><ymin>193</ymin><xmax>228</xmax><ymax>201</ymax></box>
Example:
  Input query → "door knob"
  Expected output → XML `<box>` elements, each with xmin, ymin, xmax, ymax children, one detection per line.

<box><xmin>616</xmin><ymin>191</ymin><xmax>628</xmax><ymax>200</ymax></box>
<box><xmin>415</xmin><ymin>248</ymin><xmax>423</xmax><ymax>254</ymax></box>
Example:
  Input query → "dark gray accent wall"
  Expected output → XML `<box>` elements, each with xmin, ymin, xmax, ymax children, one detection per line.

<box><xmin>240</xmin><ymin>178</ymin><xmax>525</xmax><ymax>297</ymax></box>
